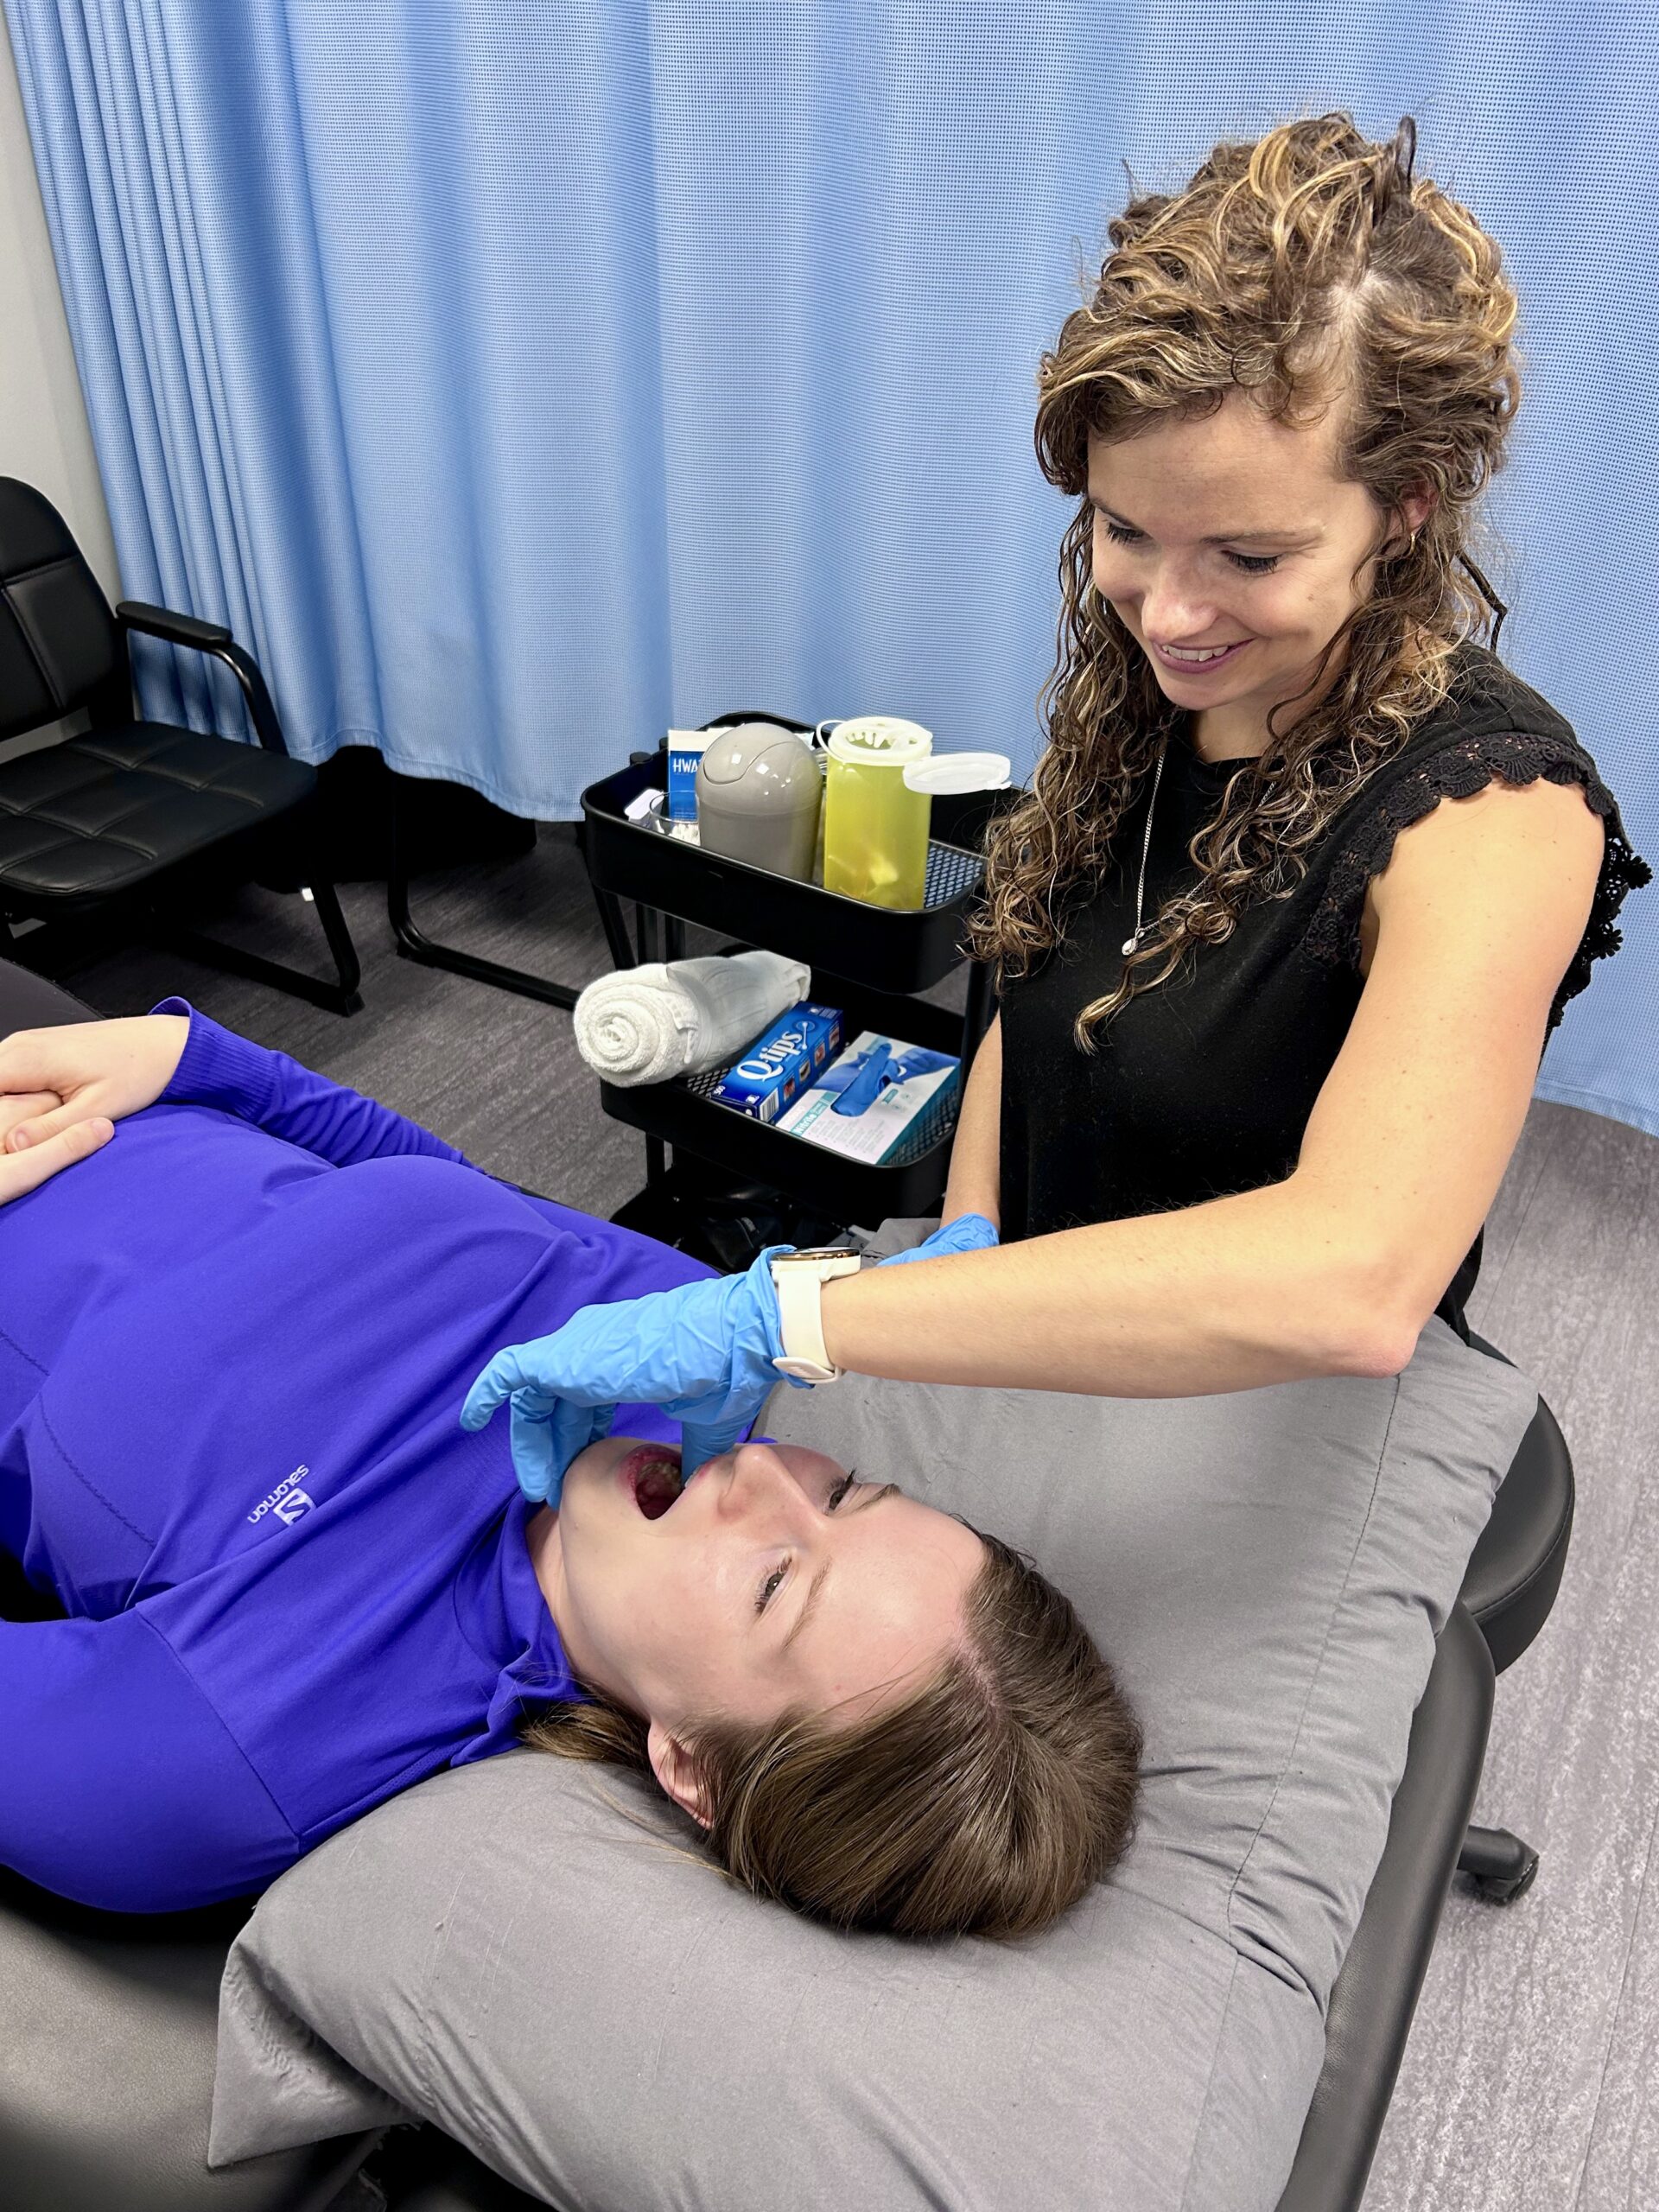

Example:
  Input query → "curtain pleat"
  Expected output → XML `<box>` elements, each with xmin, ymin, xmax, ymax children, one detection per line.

<box><xmin>3</xmin><ymin>2</ymin><xmax>1654</xmax><ymax>1134</ymax></box>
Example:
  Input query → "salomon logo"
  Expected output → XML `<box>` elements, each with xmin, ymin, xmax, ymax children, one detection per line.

<box><xmin>248</xmin><ymin>1465</ymin><xmax>314</xmax><ymax>1526</ymax></box>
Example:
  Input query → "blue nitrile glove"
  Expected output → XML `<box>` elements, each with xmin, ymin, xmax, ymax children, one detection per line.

<box><xmin>830</xmin><ymin>1039</ymin><xmax>893</xmax><ymax>1116</ymax></box>
<box><xmin>818</xmin><ymin>1040</ymin><xmax>957</xmax><ymax>1117</ymax></box>
<box><xmin>460</xmin><ymin>1243</ymin><xmax>804</xmax><ymax>1505</ymax></box>
<box><xmin>875</xmin><ymin>1211</ymin><xmax>1000</xmax><ymax>1265</ymax></box>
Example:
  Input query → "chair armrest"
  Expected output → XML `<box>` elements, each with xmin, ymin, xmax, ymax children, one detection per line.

<box><xmin>115</xmin><ymin>601</ymin><xmax>289</xmax><ymax>756</ymax></box>
<box><xmin>116</xmin><ymin>599</ymin><xmax>232</xmax><ymax>651</ymax></box>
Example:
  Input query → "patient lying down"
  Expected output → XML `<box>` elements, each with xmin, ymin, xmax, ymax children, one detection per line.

<box><xmin>0</xmin><ymin>1000</ymin><xmax>1141</xmax><ymax>1944</ymax></box>
<box><xmin>524</xmin><ymin>1431</ymin><xmax>1141</xmax><ymax>1942</ymax></box>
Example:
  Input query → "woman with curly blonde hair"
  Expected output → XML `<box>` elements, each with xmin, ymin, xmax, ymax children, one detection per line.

<box><xmin>459</xmin><ymin>114</ymin><xmax>1649</xmax><ymax>1904</ymax></box>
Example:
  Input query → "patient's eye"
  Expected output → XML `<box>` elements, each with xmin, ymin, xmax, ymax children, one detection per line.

<box><xmin>755</xmin><ymin>1470</ymin><xmax>859</xmax><ymax>1612</ymax></box>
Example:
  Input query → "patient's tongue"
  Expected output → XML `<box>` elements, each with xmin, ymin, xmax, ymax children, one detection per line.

<box><xmin>635</xmin><ymin>1458</ymin><xmax>683</xmax><ymax>1521</ymax></box>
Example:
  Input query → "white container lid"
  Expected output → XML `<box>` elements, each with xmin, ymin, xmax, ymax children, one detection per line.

<box><xmin>902</xmin><ymin>751</ymin><xmax>1012</xmax><ymax>794</ymax></box>
<box><xmin>825</xmin><ymin>716</ymin><xmax>934</xmax><ymax>767</ymax></box>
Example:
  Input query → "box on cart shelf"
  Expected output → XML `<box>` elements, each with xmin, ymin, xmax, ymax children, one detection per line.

<box><xmin>775</xmin><ymin>1032</ymin><xmax>961</xmax><ymax>1166</ymax></box>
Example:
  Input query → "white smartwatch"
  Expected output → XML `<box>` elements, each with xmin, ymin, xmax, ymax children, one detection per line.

<box><xmin>769</xmin><ymin>1247</ymin><xmax>863</xmax><ymax>1383</ymax></box>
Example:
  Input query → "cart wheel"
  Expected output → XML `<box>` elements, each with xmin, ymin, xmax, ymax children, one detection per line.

<box><xmin>1472</xmin><ymin>1851</ymin><xmax>1540</xmax><ymax>1904</ymax></box>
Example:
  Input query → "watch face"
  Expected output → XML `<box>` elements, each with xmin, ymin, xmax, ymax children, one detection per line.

<box><xmin>779</xmin><ymin>1247</ymin><xmax>860</xmax><ymax>1264</ymax></box>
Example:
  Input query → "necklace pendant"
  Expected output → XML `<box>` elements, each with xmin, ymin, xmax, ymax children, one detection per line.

<box><xmin>1121</xmin><ymin>932</ymin><xmax>1140</xmax><ymax>956</ymax></box>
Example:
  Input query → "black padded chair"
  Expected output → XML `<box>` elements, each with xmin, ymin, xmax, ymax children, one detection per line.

<box><xmin>0</xmin><ymin>965</ymin><xmax>1576</xmax><ymax>2212</ymax></box>
<box><xmin>0</xmin><ymin>479</ymin><xmax>360</xmax><ymax>1014</ymax></box>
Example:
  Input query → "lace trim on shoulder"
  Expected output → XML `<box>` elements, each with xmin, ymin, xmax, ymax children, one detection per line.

<box><xmin>1302</xmin><ymin>729</ymin><xmax>1653</xmax><ymax>1037</ymax></box>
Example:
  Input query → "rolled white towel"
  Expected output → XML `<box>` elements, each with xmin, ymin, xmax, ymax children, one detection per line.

<box><xmin>574</xmin><ymin>949</ymin><xmax>813</xmax><ymax>1087</ymax></box>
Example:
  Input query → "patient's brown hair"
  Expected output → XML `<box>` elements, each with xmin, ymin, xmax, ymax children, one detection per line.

<box><xmin>523</xmin><ymin>1527</ymin><xmax>1142</xmax><ymax>1942</ymax></box>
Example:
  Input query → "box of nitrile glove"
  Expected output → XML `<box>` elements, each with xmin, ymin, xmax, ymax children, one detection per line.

<box><xmin>712</xmin><ymin>1002</ymin><xmax>844</xmax><ymax>1123</ymax></box>
<box><xmin>777</xmin><ymin>1031</ymin><xmax>961</xmax><ymax>1164</ymax></box>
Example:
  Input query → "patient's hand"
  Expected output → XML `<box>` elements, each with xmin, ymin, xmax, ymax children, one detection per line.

<box><xmin>0</xmin><ymin>1081</ymin><xmax>112</xmax><ymax>1200</ymax></box>
<box><xmin>0</xmin><ymin>1015</ymin><xmax>189</xmax><ymax>1166</ymax></box>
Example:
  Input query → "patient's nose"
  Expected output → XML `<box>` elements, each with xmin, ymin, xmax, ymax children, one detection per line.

<box><xmin>726</xmin><ymin>1440</ymin><xmax>803</xmax><ymax>1519</ymax></box>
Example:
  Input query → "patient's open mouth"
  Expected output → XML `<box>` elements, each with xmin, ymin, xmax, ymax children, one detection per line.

<box><xmin>618</xmin><ymin>1443</ymin><xmax>684</xmax><ymax>1520</ymax></box>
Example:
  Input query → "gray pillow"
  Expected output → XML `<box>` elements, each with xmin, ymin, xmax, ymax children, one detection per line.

<box><xmin>211</xmin><ymin>1222</ymin><xmax>1540</xmax><ymax>2212</ymax></box>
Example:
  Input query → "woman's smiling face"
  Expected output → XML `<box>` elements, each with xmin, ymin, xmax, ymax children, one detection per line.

<box><xmin>526</xmin><ymin>1436</ymin><xmax>985</xmax><ymax>1825</ymax></box>
<box><xmin>1087</xmin><ymin>389</ymin><xmax>1433</xmax><ymax>756</ymax></box>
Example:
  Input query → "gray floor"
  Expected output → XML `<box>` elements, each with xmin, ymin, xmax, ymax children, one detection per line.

<box><xmin>39</xmin><ymin>827</ymin><xmax>1659</xmax><ymax>2212</ymax></box>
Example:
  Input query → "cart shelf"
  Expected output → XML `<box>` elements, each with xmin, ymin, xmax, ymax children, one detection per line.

<box><xmin>579</xmin><ymin>747</ymin><xmax>1014</xmax><ymax>1238</ymax></box>
<box><xmin>597</xmin><ymin>976</ymin><xmax>962</xmax><ymax>1224</ymax></box>
<box><xmin>581</xmin><ymin>758</ymin><xmax>985</xmax><ymax>996</ymax></box>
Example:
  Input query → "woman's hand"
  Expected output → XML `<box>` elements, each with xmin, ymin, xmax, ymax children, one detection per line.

<box><xmin>0</xmin><ymin>1015</ymin><xmax>190</xmax><ymax>1157</ymax></box>
<box><xmin>0</xmin><ymin>1081</ymin><xmax>113</xmax><ymax>1201</ymax></box>
<box><xmin>461</xmin><ymin>1245</ymin><xmax>796</xmax><ymax>1504</ymax></box>
<box><xmin>875</xmin><ymin>1212</ymin><xmax>1000</xmax><ymax>1266</ymax></box>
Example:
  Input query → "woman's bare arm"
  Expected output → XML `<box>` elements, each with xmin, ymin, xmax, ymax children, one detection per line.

<box><xmin>823</xmin><ymin>1174</ymin><xmax>1389</xmax><ymax>1398</ymax></box>
<box><xmin>822</xmin><ymin>774</ymin><xmax>1607</xmax><ymax>1400</ymax></box>
<box><xmin>941</xmin><ymin>1011</ymin><xmax>1001</xmax><ymax>1229</ymax></box>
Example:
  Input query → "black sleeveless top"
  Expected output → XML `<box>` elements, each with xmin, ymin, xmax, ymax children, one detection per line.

<box><xmin>997</xmin><ymin>639</ymin><xmax>1652</xmax><ymax>1344</ymax></box>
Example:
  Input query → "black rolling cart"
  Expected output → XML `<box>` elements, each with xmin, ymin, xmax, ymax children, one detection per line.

<box><xmin>578</xmin><ymin>733</ymin><xmax>1008</xmax><ymax>1263</ymax></box>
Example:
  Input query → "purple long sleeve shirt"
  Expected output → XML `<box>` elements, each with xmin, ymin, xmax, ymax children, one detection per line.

<box><xmin>0</xmin><ymin>1001</ymin><xmax>708</xmax><ymax>1907</ymax></box>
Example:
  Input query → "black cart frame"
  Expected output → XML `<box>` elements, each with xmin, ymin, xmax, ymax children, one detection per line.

<box><xmin>579</xmin><ymin>747</ymin><xmax>1002</xmax><ymax>1237</ymax></box>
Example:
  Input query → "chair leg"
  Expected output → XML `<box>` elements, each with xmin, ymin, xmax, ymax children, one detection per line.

<box><xmin>1457</xmin><ymin>1821</ymin><xmax>1540</xmax><ymax>1904</ymax></box>
<box><xmin>307</xmin><ymin>878</ymin><xmax>363</xmax><ymax>1004</ymax></box>
<box><xmin>155</xmin><ymin>875</ymin><xmax>364</xmax><ymax>1016</ymax></box>
<box><xmin>384</xmin><ymin>787</ymin><xmax>581</xmax><ymax>1009</ymax></box>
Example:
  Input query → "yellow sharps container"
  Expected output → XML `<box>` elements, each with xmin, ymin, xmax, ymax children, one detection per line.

<box><xmin>821</xmin><ymin>717</ymin><xmax>933</xmax><ymax>908</ymax></box>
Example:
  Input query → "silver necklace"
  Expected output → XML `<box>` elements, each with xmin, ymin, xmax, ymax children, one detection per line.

<box><xmin>1121</xmin><ymin>736</ymin><xmax>1169</xmax><ymax>957</ymax></box>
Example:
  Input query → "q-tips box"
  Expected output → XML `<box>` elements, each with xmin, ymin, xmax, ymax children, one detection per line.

<box><xmin>777</xmin><ymin>1031</ymin><xmax>961</xmax><ymax>1165</ymax></box>
<box><xmin>712</xmin><ymin>1002</ymin><xmax>844</xmax><ymax>1123</ymax></box>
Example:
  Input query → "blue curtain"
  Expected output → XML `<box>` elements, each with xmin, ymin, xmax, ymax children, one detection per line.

<box><xmin>5</xmin><ymin>3</ymin><xmax>1656</xmax><ymax>1139</ymax></box>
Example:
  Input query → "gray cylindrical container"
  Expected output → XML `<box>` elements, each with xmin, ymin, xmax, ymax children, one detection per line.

<box><xmin>694</xmin><ymin>723</ymin><xmax>822</xmax><ymax>882</ymax></box>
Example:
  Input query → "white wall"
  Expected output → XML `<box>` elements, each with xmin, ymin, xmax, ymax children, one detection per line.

<box><xmin>0</xmin><ymin>16</ymin><xmax>118</xmax><ymax>604</ymax></box>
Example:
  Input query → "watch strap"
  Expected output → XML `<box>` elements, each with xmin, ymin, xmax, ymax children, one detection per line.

<box><xmin>771</xmin><ymin>1250</ymin><xmax>861</xmax><ymax>1382</ymax></box>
